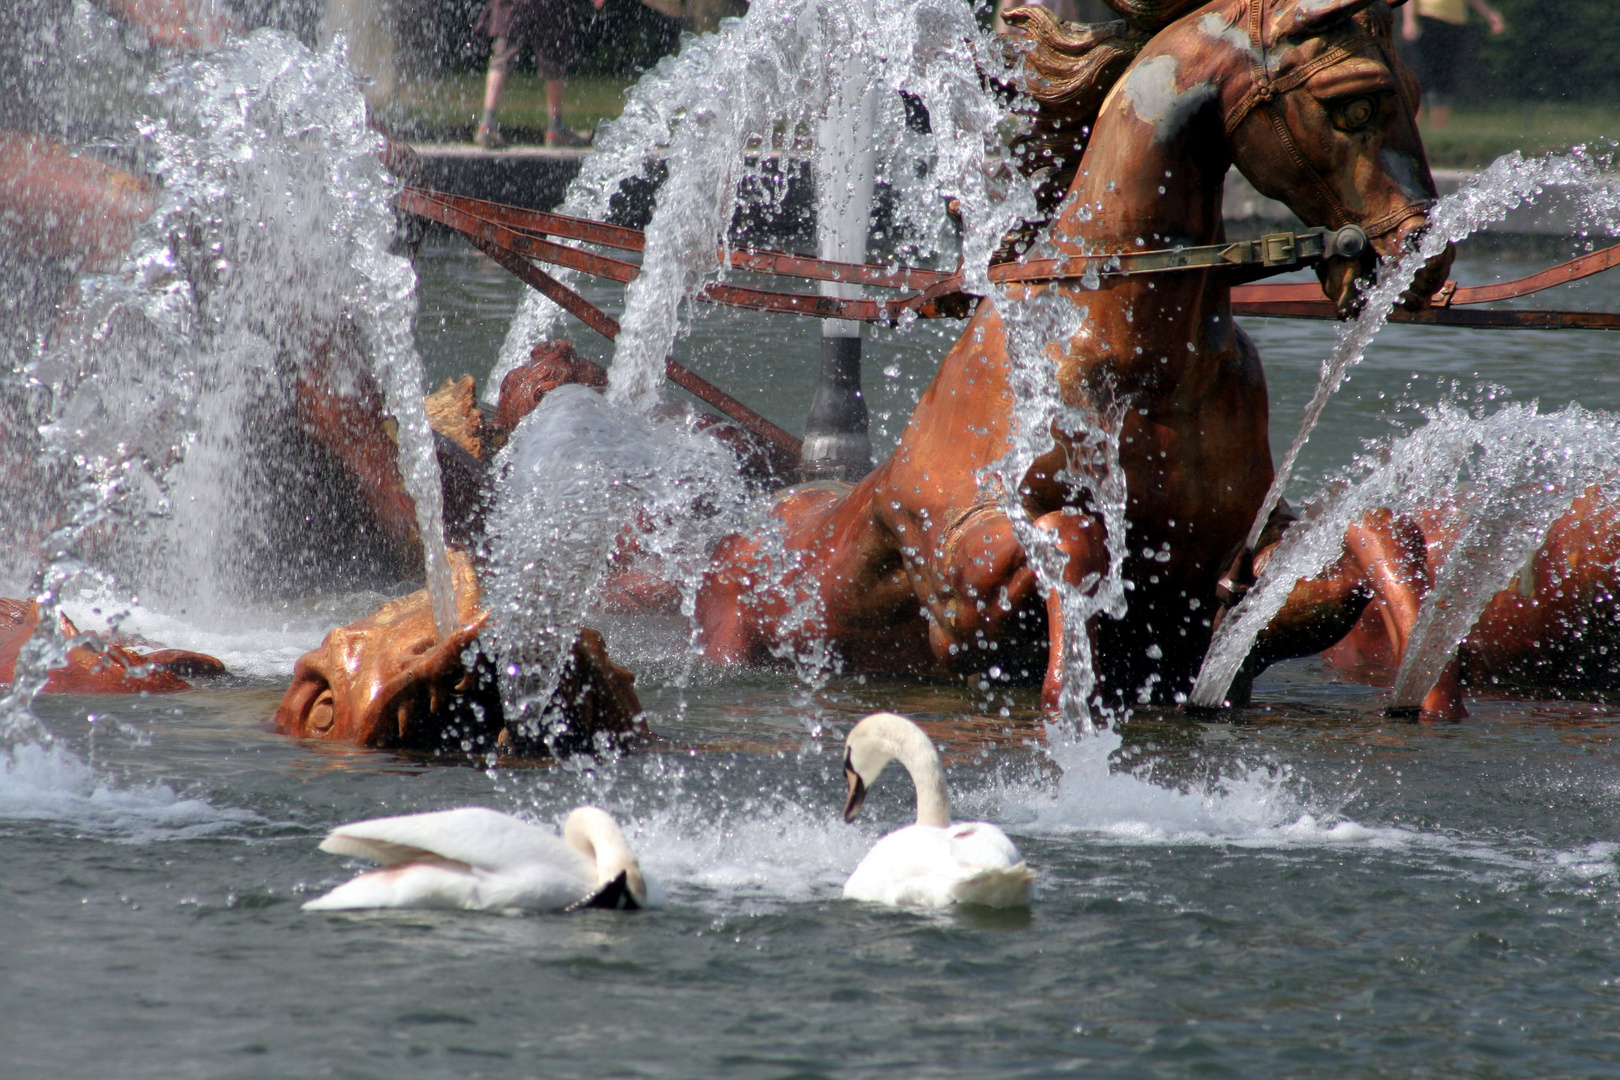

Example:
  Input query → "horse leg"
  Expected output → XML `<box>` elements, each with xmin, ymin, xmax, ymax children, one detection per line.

<box><xmin>928</xmin><ymin>506</ymin><xmax>1108</xmax><ymax>711</ymax></box>
<box><xmin>1033</xmin><ymin>512</ymin><xmax>1110</xmax><ymax>713</ymax></box>
<box><xmin>1347</xmin><ymin>513</ymin><xmax>1464</xmax><ymax>719</ymax></box>
<box><xmin>1241</xmin><ymin>509</ymin><xmax>1464</xmax><ymax>718</ymax></box>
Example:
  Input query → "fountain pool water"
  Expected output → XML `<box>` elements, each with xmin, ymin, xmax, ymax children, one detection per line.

<box><xmin>7</xmin><ymin>6</ymin><xmax>1620</xmax><ymax>1077</ymax></box>
<box><xmin>3</xmin><ymin>229</ymin><xmax>1619</xmax><ymax>1078</ymax></box>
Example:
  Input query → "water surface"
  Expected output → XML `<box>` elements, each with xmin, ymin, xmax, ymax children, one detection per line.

<box><xmin>6</xmin><ymin>242</ymin><xmax>1620</xmax><ymax>1078</ymax></box>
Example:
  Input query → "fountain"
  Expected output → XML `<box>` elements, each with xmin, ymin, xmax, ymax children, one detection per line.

<box><xmin>9</xmin><ymin>2</ymin><xmax>1620</xmax><ymax>1074</ymax></box>
<box><xmin>800</xmin><ymin>0</ymin><xmax>880</xmax><ymax>481</ymax></box>
<box><xmin>3</xmin><ymin>0</ymin><xmax>1617</xmax><ymax>745</ymax></box>
<box><xmin>0</xmin><ymin>19</ymin><xmax>460</xmax><ymax>732</ymax></box>
<box><xmin>1190</xmin><ymin>148</ymin><xmax>1620</xmax><ymax>712</ymax></box>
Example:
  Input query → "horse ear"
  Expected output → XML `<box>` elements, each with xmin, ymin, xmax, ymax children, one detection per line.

<box><xmin>1274</xmin><ymin>0</ymin><xmax>1383</xmax><ymax>34</ymax></box>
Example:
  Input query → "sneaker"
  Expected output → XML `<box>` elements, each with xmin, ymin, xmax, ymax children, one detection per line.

<box><xmin>545</xmin><ymin>125</ymin><xmax>594</xmax><ymax>149</ymax></box>
<box><xmin>473</xmin><ymin>124</ymin><xmax>505</xmax><ymax>149</ymax></box>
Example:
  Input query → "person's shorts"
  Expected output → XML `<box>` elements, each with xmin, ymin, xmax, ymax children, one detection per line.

<box><xmin>479</xmin><ymin>0</ymin><xmax>579</xmax><ymax>79</ymax></box>
<box><xmin>1409</xmin><ymin>16</ymin><xmax>1468</xmax><ymax>106</ymax></box>
<box><xmin>487</xmin><ymin>35</ymin><xmax>569</xmax><ymax>81</ymax></box>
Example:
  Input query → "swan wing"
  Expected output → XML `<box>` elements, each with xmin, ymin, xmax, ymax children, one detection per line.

<box><xmin>944</xmin><ymin>821</ymin><xmax>1024</xmax><ymax>869</ymax></box>
<box><xmin>303</xmin><ymin>859</ymin><xmax>481</xmax><ymax>910</ymax></box>
<box><xmin>317</xmin><ymin>807</ymin><xmax>592</xmax><ymax>882</ymax></box>
<box><xmin>843</xmin><ymin>823</ymin><xmax>1034</xmax><ymax>909</ymax></box>
<box><xmin>944</xmin><ymin>822</ymin><xmax>1033</xmax><ymax>907</ymax></box>
<box><xmin>302</xmin><ymin>857</ymin><xmax>596</xmax><ymax>911</ymax></box>
<box><xmin>947</xmin><ymin>862</ymin><xmax>1036</xmax><ymax>908</ymax></box>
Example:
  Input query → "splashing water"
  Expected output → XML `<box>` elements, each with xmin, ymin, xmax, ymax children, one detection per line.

<box><xmin>489</xmin><ymin>0</ymin><xmax>1033</xmax><ymax>398</ymax></box>
<box><xmin>984</xmin><ymin>291</ymin><xmax>1129</xmax><ymax>733</ymax></box>
<box><xmin>1192</xmin><ymin>403</ymin><xmax>1620</xmax><ymax>711</ymax></box>
<box><xmin>1191</xmin><ymin>150</ymin><xmax>1620</xmax><ymax>709</ymax></box>
<box><xmin>484</xmin><ymin>386</ymin><xmax>755</xmax><ymax>736</ymax></box>
<box><xmin>475</xmin><ymin>0</ymin><xmax>1045</xmax><ymax>717</ymax></box>
<box><xmin>1384</xmin><ymin>404</ymin><xmax>1620</xmax><ymax>706</ymax></box>
<box><xmin>0</xmin><ymin>738</ymin><xmax>262</xmax><ymax>842</ymax></box>
<box><xmin>998</xmin><ymin>727</ymin><xmax>1323</xmax><ymax>845</ymax></box>
<box><xmin>5</xmin><ymin>30</ymin><xmax>456</xmax><ymax>736</ymax></box>
<box><xmin>1243</xmin><ymin>148</ymin><xmax>1620</xmax><ymax>556</ymax></box>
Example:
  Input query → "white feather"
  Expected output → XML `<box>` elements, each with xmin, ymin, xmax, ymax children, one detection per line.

<box><xmin>303</xmin><ymin>806</ymin><xmax>660</xmax><ymax>912</ymax></box>
<box><xmin>841</xmin><ymin>713</ymin><xmax>1035</xmax><ymax>909</ymax></box>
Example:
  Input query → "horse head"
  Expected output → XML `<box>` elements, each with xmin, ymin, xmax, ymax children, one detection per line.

<box><xmin>1211</xmin><ymin>0</ymin><xmax>1452</xmax><ymax>313</ymax></box>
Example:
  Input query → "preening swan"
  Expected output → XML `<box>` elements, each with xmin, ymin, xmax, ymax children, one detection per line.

<box><xmin>840</xmin><ymin>712</ymin><xmax>1035</xmax><ymax>908</ymax></box>
<box><xmin>303</xmin><ymin>806</ymin><xmax>661</xmax><ymax>912</ymax></box>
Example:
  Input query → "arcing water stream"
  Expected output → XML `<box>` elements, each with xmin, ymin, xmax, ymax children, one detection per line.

<box><xmin>3</xmin><ymin>26</ymin><xmax>459</xmax><ymax>738</ymax></box>
<box><xmin>477</xmin><ymin>0</ymin><xmax>1084</xmax><ymax>720</ymax></box>
<box><xmin>7</xmin><ymin>5</ymin><xmax>1620</xmax><ymax>1075</ymax></box>
<box><xmin>1191</xmin><ymin>148</ymin><xmax>1620</xmax><ymax>710</ymax></box>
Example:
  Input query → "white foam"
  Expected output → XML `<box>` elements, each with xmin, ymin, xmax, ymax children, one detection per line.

<box><xmin>625</xmin><ymin>797</ymin><xmax>871</xmax><ymax>909</ymax></box>
<box><xmin>57</xmin><ymin>592</ymin><xmax>393</xmax><ymax>682</ymax></box>
<box><xmin>976</xmin><ymin>729</ymin><xmax>1620</xmax><ymax>899</ymax></box>
<box><xmin>0</xmin><ymin>741</ymin><xmax>262</xmax><ymax>842</ymax></box>
<box><xmin>1546</xmin><ymin>841</ymin><xmax>1620</xmax><ymax>883</ymax></box>
<box><xmin>988</xmin><ymin>729</ymin><xmax>1385</xmax><ymax>847</ymax></box>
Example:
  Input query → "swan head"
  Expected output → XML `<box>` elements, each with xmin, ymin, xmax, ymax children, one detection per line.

<box><xmin>562</xmin><ymin>806</ymin><xmax>654</xmax><ymax>909</ymax></box>
<box><xmin>842</xmin><ymin>712</ymin><xmax>951</xmax><ymax>828</ymax></box>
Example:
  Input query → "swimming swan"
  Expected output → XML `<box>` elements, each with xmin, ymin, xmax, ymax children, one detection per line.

<box><xmin>302</xmin><ymin>806</ymin><xmax>660</xmax><ymax>912</ymax></box>
<box><xmin>840</xmin><ymin>712</ymin><xmax>1035</xmax><ymax>909</ymax></box>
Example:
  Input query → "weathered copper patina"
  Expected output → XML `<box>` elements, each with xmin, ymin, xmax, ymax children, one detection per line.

<box><xmin>689</xmin><ymin>0</ymin><xmax>1467</xmax><ymax>716</ymax></box>
<box><xmin>272</xmin><ymin>550</ymin><xmax>645</xmax><ymax>755</ymax></box>
<box><xmin>0</xmin><ymin>599</ymin><xmax>225</xmax><ymax>694</ymax></box>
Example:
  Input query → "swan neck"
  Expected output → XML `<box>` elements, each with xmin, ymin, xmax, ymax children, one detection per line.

<box><xmin>882</xmin><ymin>723</ymin><xmax>951</xmax><ymax>829</ymax></box>
<box><xmin>563</xmin><ymin>807</ymin><xmax>637</xmax><ymax>888</ymax></box>
<box><xmin>911</xmin><ymin>766</ymin><xmax>952</xmax><ymax>830</ymax></box>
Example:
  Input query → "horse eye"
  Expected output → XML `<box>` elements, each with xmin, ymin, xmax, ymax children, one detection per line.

<box><xmin>1336</xmin><ymin>97</ymin><xmax>1376</xmax><ymax>130</ymax></box>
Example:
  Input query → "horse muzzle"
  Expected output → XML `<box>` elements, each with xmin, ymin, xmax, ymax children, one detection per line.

<box><xmin>1388</xmin><ymin>216</ymin><xmax>1455</xmax><ymax>313</ymax></box>
<box><xmin>1315</xmin><ymin>213</ymin><xmax>1454</xmax><ymax>319</ymax></box>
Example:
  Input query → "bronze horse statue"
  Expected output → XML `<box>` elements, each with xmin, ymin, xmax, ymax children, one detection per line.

<box><xmin>1324</xmin><ymin>488</ymin><xmax>1620</xmax><ymax>694</ymax></box>
<box><xmin>278</xmin><ymin>0</ymin><xmax>1473</xmax><ymax>742</ymax></box>
<box><xmin>695</xmin><ymin>0</ymin><xmax>1460</xmax><ymax>716</ymax></box>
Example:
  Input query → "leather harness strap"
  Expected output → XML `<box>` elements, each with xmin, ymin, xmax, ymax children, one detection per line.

<box><xmin>1223</xmin><ymin>0</ymin><xmax>1428</xmax><ymax>239</ymax></box>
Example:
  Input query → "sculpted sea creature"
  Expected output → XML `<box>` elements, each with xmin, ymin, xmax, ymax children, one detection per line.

<box><xmin>273</xmin><ymin>549</ymin><xmax>644</xmax><ymax>755</ymax></box>
<box><xmin>303</xmin><ymin>805</ymin><xmax>659</xmax><ymax>912</ymax></box>
<box><xmin>841</xmin><ymin>712</ymin><xmax>1035</xmax><ymax>908</ymax></box>
<box><xmin>0</xmin><ymin>598</ymin><xmax>226</xmax><ymax>694</ymax></box>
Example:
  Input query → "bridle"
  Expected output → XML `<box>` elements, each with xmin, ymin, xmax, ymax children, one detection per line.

<box><xmin>1221</xmin><ymin>0</ymin><xmax>1429</xmax><ymax>241</ymax></box>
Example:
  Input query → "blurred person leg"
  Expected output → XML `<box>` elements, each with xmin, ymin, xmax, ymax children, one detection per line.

<box><xmin>474</xmin><ymin>0</ymin><xmax>530</xmax><ymax>147</ymax></box>
<box><xmin>541</xmin><ymin>0</ymin><xmax>606</xmax><ymax>147</ymax></box>
<box><xmin>476</xmin><ymin>35</ymin><xmax>519</xmax><ymax>147</ymax></box>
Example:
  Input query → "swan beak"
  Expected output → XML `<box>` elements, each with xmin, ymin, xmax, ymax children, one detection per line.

<box><xmin>567</xmin><ymin>870</ymin><xmax>643</xmax><ymax>912</ymax></box>
<box><xmin>843</xmin><ymin>756</ymin><xmax>867</xmax><ymax>823</ymax></box>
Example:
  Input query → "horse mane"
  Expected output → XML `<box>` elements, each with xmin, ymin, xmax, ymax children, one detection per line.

<box><xmin>995</xmin><ymin>1</ymin><xmax>1208</xmax><ymax>260</ymax></box>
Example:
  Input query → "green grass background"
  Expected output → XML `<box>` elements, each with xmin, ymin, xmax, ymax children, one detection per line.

<box><xmin>389</xmin><ymin>72</ymin><xmax>1618</xmax><ymax>170</ymax></box>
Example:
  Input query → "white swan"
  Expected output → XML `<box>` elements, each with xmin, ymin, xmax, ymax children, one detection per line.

<box><xmin>840</xmin><ymin>711</ymin><xmax>1035</xmax><ymax>909</ymax></box>
<box><xmin>302</xmin><ymin>805</ymin><xmax>662</xmax><ymax>912</ymax></box>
